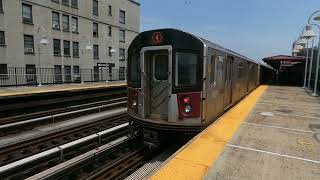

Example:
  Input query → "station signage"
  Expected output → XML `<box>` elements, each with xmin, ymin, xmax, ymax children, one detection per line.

<box><xmin>280</xmin><ymin>61</ymin><xmax>301</xmax><ymax>67</ymax></box>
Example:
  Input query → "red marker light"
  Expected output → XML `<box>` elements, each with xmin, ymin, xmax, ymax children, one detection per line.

<box><xmin>183</xmin><ymin>97</ymin><xmax>191</xmax><ymax>104</ymax></box>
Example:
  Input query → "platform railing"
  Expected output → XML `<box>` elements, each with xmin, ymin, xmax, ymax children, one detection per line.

<box><xmin>0</xmin><ymin>67</ymin><xmax>126</xmax><ymax>87</ymax></box>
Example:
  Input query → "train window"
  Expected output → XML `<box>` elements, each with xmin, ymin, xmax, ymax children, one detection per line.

<box><xmin>176</xmin><ymin>52</ymin><xmax>198</xmax><ymax>86</ymax></box>
<box><xmin>129</xmin><ymin>54</ymin><xmax>141</xmax><ymax>85</ymax></box>
<box><xmin>250</xmin><ymin>64</ymin><xmax>254</xmax><ymax>70</ymax></box>
<box><xmin>238</xmin><ymin>61</ymin><xmax>245</xmax><ymax>78</ymax></box>
<box><xmin>154</xmin><ymin>54</ymin><xmax>168</xmax><ymax>80</ymax></box>
<box><xmin>210</xmin><ymin>55</ymin><xmax>216</xmax><ymax>84</ymax></box>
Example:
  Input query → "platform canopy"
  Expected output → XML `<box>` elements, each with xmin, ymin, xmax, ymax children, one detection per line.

<box><xmin>263</xmin><ymin>55</ymin><xmax>305</xmax><ymax>69</ymax></box>
<box><xmin>263</xmin><ymin>55</ymin><xmax>304</xmax><ymax>62</ymax></box>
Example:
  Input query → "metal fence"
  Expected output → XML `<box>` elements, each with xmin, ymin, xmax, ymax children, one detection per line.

<box><xmin>0</xmin><ymin>67</ymin><xmax>126</xmax><ymax>87</ymax></box>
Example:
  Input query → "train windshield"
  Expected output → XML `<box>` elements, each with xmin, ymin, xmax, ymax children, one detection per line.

<box><xmin>176</xmin><ymin>52</ymin><xmax>198</xmax><ymax>86</ymax></box>
<box><xmin>129</xmin><ymin>54</ymin><xmax>141</xmax><ymax>86</ymax></box>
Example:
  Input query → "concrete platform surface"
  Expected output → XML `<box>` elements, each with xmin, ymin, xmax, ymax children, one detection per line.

<box><xmin>0</xmin><ymin>81</ymin><xmax>126</xmax><ymax>99</ymax></box>
<box><xmin>150</xmin><ymin>86</ymin><xmax>320</xmax><ymax>180</ymax></box>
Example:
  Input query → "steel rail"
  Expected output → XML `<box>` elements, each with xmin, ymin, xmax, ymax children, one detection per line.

<box><xmin>0</xmin><ymin>87</ymin><xmax>127</xmax><ymax>119</ymax></box>
<box><xmin>25</xmin><ymin>135</ymin><xmax>136</xmax><ymax>180</ymax></box>
<box><xmin>86</xmin><ymin>149</ymin><xmax>145</xmax><ymax>180</ymax></box>
<box><xmin>0</xmin><ymin>109</ymin><xmax>127</xmax><ymax>166</ymax></box>
<box><xmin>0</xmin><ymin>100</ymin><xmax>126</xmax><ymax>132</ymax></box>
<box><xmin>0</xmin><ymin>123</ymin><xmax>129</xmax><ymax>176</ymax></box>
<box><xmin>0</xmin><ymin>96</ymin><xmax>127</xmax><ymax>125</ymax></box>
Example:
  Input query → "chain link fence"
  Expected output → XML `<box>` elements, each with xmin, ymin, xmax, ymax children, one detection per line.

<box><xmin>0</xmin><ymin>67</ymin><xmax>126</xmax><ymax>87</ymax></box>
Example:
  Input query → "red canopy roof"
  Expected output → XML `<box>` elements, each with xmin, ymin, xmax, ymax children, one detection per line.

<box><xmin>263</xmin><ymin>55</ymin><xmax>304</xmax><ymax>62</ymax></box>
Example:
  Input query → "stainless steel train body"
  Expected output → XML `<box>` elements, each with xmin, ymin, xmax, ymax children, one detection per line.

<box><xmin>127</xmin><ymin>29</ymin><xmax>266</xmax><ymax>133</ymax></box>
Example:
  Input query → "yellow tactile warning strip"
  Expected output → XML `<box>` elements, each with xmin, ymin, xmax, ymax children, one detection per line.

<box><xmin>0</xmin><ymin>82</ymin><xmax>126</xmax><ymax>98</ymax></box>
<box><xmin>150</xmin><ymin>85</ymin><xmax>268</xmax><ymax>180</ymax></box>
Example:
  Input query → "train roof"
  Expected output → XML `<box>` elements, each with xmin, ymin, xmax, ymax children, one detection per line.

<box><xmin>199</xmin><ymin>38</ymin><xmax>273</xmax><ymax>69</ymax></box>
<box><xmin>199</xmin><ymin>38</ymin><xmax>270</xmax><ymax>69</ymax></box>
<box><xmin>133</xmin><ymin>28</ymin><xmax>274</xmax><ymax>69</ymax></box>
<box><xmin>159</xmin><ymin>28</ymin><xmax>272</xmax><ymax>69</ymax></box>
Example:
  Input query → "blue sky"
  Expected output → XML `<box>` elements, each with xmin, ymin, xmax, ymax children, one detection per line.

<box><xmin>140</xmin><ymin>0</ymin><xmax>320</xmax><ymax>60</ymax></box>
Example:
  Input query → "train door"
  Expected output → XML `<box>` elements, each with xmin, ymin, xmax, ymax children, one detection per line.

<box><xmin>141</xmin><ymin>46</ymin><xmax>172</xmax><ymax>120</ymax></box>
<box><xmin>224</xmin><ymin>56</ymin><xmax>233</xmax><ymax>109</ymax></box>
<box><xmin>206</xmin><ymin>54</ymin><xmax>219</xmax><ymax>122</ymax></box>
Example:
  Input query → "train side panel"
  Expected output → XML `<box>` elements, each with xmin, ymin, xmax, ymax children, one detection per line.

<box><xmin>204</xmin><ymin>48</ymin><xmax>226</xmax><ymax>125</ymax></box>
<box><xmin>203</xmin><ymin>50</ymin><xmax>261</xmax><ymax>127</ymax></box>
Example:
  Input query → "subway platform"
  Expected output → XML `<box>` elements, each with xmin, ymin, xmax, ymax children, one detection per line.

<box><xmin>0</xmin><ymin>81</ymin><xmax>126</xmax><ymax>99</ymax></box>
<box><xmin>149</xmin><ymin>85</ymin><xmax>320</xmax><ymax>180</ymax></box>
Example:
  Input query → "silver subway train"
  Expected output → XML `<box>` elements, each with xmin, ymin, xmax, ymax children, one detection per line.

<box><xmin>127</xmin><ymin>29</ymin><xmax>271</xmax><ymax>141</ymax></box>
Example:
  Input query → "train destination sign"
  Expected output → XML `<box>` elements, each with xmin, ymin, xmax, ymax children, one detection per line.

<box><xmin>152</xmin><ymin>32</ymin><xmax>163</xmax><ymax>44</ymax></box>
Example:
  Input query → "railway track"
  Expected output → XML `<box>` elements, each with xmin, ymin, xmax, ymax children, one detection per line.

<box><xmin>25</xmin><ymin>136</ymin><xmax>180</xmax><ymax>180</ymax></box>
<box><xmin>0</xmin><ymin>120</ymin><xmax>131</xmax><ymax>180</ymax></box>
<box><xmin>0</xmin><ymin>96</ymin><xmax>127</xmax><ymax>126</ymax></box>
<box><xmin>0</xmin><ymin>118</ymin><xmax>182</xmax><ymax>180</ymax></box>
<box><xmin>0</xmin><ymin>86</ymin><xmax>127</xmax><ymax>119</ymax></box>
<box><xmin>26</xmin><ymin>135</ymin><xmax>146</xmax><ymax>180</ymax></box>
<box><xmin>85</xmin><ymin>148</ymin><xmax>145</xmax><ymax>180</ymax></box>
<box><xmin>0</xmin><ymin>97</ymin><xmax>127</xmax><ymax>136</ymax></box>
<box><xmin>0</xmin><ymin>112</ymin><xmax>127</xmax><ymax>168</ymax></box>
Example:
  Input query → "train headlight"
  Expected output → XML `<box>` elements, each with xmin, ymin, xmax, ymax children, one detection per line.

<box><xmin>184</xmin><ymin>105</ymin><xmax>192</xmax><ymax>114</ymax></box>
<box><xmin>132</xmin><ymin>100</ymin><xmax>137</xmax><ymax>107</ymax></box>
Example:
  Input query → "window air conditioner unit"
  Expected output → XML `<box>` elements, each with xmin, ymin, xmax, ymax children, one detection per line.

<box><xmin>23</xmin><ymin>18</ymin><xmax>31</xmax><ymax>22</ymax></box>
<box><xmin>25</xmin><ymin>48</ymin><xmax>34</xmax><ymax>53</ymax></box>
<box><xmin>119</xmin><ymin>56</ymin><xmax>125</xmax><ymax>60</ymax></box>
<box><xmin>53</xmin><ymin>24</ymin><xmax>59</xmax><ymax>29</ymax></box>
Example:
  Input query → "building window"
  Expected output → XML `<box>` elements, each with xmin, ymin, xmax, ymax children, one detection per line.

<box><xmin>63</xmin><ymin>40</ymin><xmax>70</xmax><ymax>56</ymax></box>
<box><xmin>62</xmin><ymin>0</ymin><xmax>69</xmax><ymax>6</ymax></box>
<box><xmin>119</xmin><ymin>10</ymin><xmax>125</xmax><ymax>24</ymax></box>
<box><xmin>71</xmin><ymin>0</ymin><xmax>78</xmax><ymax>8</ymax></box>
<box><xmin>93</xmin><ymin>0</ymin><xmax>98</xmax><ymax>16</ymax></box>
<box><xmin>54</xmin><ymin>65</ymin><xmax>62</xmax><ymax>82</ymax></box>
<box><xmin>22</xmin><ymin>4</ymin><xmax>33</xmax><ymax>24</ymax></box>
<box><xmin>25</xmin><ymin>64</ymin><xmax>36</xmax><ymax>84</ymax></box>
<box><xmin>108</xmin><ymin>26</ymin><xmax>112</xmax><ymax>37</ymax></box>
<box><xmin>73</xmin><ymin>66</ymin><xmax>79</xmax><ymax>75</ymax></box>
<box><xmin>119</xmin><ymin>29</ymin><xmax>125</xmax><ymax>42</ymax></box>
<box><xmin>119</xmin><ymin>48</ymin><xmax>125</xmax><ymax>61</ymax></box>
<box><xmin>93</xmin><ymin>45</ymin><xmax>99</xmax><ymax>59</ymax></box>
<box><xmin>64</xmin><ymin>65</ymin><xmax>71</xmax><ymax>81</ymax></box>
<box><xmin>71</xmin><ymin>17</ymin><xmax>78</xmax><ymax>33</ymax></box>
<box><xmin>53</xmin><ymin>39</ymin><xmax>61</xmax><ymax>56</ymax></box>
<box><xmin>0</xmin><ymin>31</ymin><xmax>5</xmax><ymax>45</ymax></box>
<box><xmin>62</xmin><ymin>15</ymin><xmax>69</xmax><ymax>32</ymax></box>
<box><xmin>24</xmin><ymin>35</ymin><xmax>34</xmax><ymax>54</ymax></box>
<box><xmin>72</xmin><ymin>42</ymin><xmax>79</xmax><ymax>57</ymax></box>
<box><xmin>52</xmin><ymin>12</ymin><xmax>60</xmax><ymax>30</ymax></box>
<box><xmin>0</xmin><ymin>0</ymin><xmax>3</xmax><ymax>13</ymax></box>
<box><xmin>119</xmin><ymin>67</ymin><xmax>125</xmax><ymax>80</ymax></box>
<box><xmin>108</xmin><ymin>47</ymin><xmax>112</xmax><ymax>57</ymax></box>
<box><xmin>108</xmin><ymin>5</ymin><xmax>112</xmax><ymax>16</ymax></box>
<box><xmin>73</xmin><ymin>66</ymin><xmax>80</xmax><ymax>81</ymax></box>
<box><xmin>0</xmin><ymin>64</ymin><xmax>8</xmax><ymax>79</ymax></box>
<box><xmin>93</xmin><ymin>22</ymin><xmax>98</xmax><ymax>37</ymax></box>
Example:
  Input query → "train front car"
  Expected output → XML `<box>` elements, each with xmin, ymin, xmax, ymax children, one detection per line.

<box><xmin>127</xmin><ymin>29</ymin><xmax>205</xmax><ymax>144</ymax></box>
